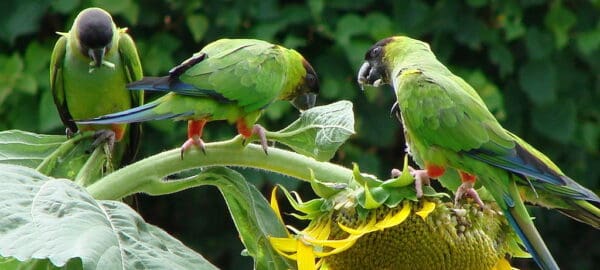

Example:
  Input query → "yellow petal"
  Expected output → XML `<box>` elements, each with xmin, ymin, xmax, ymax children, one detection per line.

<box><xmin>491</xmin><ymin>258</ymin><xmax>513</xmax><ymax>270</ymax></box>
<box><xmin>276</xmin><ymin>250</ymin><xmax>298</xmax><ymax>261</ymax></box>
<box><xmin>269</xmin><ymin>237</ymin><xmax>298</xmax><ymax>253</ymax></box>
<box><xmin>306</xmin><ymin>236</ymin><xmax>358</xmax><ymax>249</ymax></box>
<box><xmin>338</xmin><ymin>213</ymin><xmax>377</xmax><ymax>235</ymax></box>
<box><xmin>315</xmin><ymin>259</ymin><xmax>324</xmax><ymax>269</ymax></box>
<box><xmin>375</xmin><ymin>201</ymin><xmax>410</xmax><ymax>229</ymax></box>
<box><xmin>270</xmin><ymin>186</ymin><xmax>285</xmax><ymax>226</ymax></box>
<box><xmin>337</xmin><ymin>222</ymin><xmax>366</xmax><ymax>235</ymax></box>
<box><xmin>297</xmin><ymin>239</ymin><xmax>317</xmax><ymax>270</ymax></box>
<box><xmin>313</xmin><ymin>236</ymin><xmax>360</xmax><ymax>257</ymax></box>
<box><xmin>312</xmin><ymin>218</ymin><xmax>332</xmax><ymax>240</ymax></box>
<box><xmin>415</xmin><ymin>200</ymin><xmax>436</xmax><ymax>220</ymax></box>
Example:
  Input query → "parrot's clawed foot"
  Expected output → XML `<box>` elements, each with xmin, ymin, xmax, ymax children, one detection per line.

<box><xmin>241</xmin><ymin>124</ymin><xmax>269</xmax><ymax>155</ymax></box>
<box><xmin>454</xmin><ymin>182</ymin><xmax>485</xmax><ymax>208</ymax></box>
<box><xmin>408</xmin><ymin>166</ymin><xmax>431</xmax><ymax>198</ymax></box>
<box><xmin>180</xmin><ymin>136</ymin><xmax>206</xmax><ymax>159</ymax></box>
<box><xmin>89</xmin><ymin>129</ymin><xmax>116</xmax><ymax>153</ymax></box>
<box><xmin>254</xmin><ymin>125</ymin><xmax>269</xmax><ymax>155</ymax></box>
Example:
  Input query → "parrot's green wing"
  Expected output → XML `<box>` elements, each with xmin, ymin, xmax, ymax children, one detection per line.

<box><xmin>50</xmin><ymin>35</ymin><xmax>77</xmax><ymax>132</ymax></box>
<box><xmin>117</xmin><ymin>29</ymin><xmax>144</xmax><ymax>163</ymax></box>
<box><xmin>398</xmin><ymin>69</ymin><xmax>515</xmax><ymax>156</ymax></box>
<box><xmin>118</xmin><ymin>30</ymin><xmax>143</xmax><ymax>106</ymax></box>
<box><xmin>181</xmin><ymin>39</ymin><xmax>290</xmax><ymax>112</ymax></box>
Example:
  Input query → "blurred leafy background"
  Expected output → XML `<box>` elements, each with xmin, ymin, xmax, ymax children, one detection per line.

<box><xmin>0</xmin><ymin>0</ymin><xmax>598</xmax><ymax>269</ymax></box>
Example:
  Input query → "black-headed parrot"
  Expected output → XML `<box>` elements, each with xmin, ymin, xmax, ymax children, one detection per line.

<box><xmin>358</xmin><ymin>36</ymin><xmax>599</xmax><ymax>270</ymax></box>
<box><xmin>78</xmin><ymin>38</ymin><xmax>319</xmax><ymax>158</ymax></box>
<box><xmin>50</xmin><ymin>7</ymin><xmax>143</xmax><ymax>166</ymax></box>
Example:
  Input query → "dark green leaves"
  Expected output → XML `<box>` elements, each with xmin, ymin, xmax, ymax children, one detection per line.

<box><xmin>0</xmin><ymin>164</ymin><xmax>217</xmax><ymax>270</ymax></box>
<box><xmin>268</xmin><ymin>101</ymin><xmax>355</xmax><ymax>161</ymax></box>
<box><xmin>544</xmin><ymin>3</ymin><xmax>576</xmax><ymax>49</ymax></box>
<box><xmin>518</xmin><ymin>60</ymin><xmax>556</xmax><ymax>106</ymax></box>
<box><xmin>532</xmin><ymin>100</ymin><xmax>576</xmax><ymax>143</ymax></box>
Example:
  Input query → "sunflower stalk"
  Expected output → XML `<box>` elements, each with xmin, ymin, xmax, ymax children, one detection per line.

<box><xmin>87</xmin><ymin>101</ymin><xmax>358</xmax><ymax>200</ymax></box>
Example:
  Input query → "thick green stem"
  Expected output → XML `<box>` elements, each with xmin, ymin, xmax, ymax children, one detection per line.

<box><xmin>87</xmin><ymin>136</ymin><xmax>355</xmax><ymax>200</ymax></box>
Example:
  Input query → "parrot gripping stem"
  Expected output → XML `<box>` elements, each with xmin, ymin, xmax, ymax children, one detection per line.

<box><xmin>181</xmin><ymin>120</ymin><xmax>207</xmax><ymax>159</ymax></box>
<box><xmin>408</xmin><ymin>166</ymin><xmax>431</xmax><ymax>198</ymax></box>
<box><xmin>180</xmin><ymin>137</ymin><xmax>206</xmax><ymax>159</ymax></box>
<box><xmin>89</xmin><ymin>129</ymin><xmax>116</xmax><ymax>153</ymax></box>
<box><xmin>238</xmin><ymin>121</ymin><xmax>269</xmax><ymax>155</ymax></box>
<box><xmin>391</xmin><ymin>166</ymin><xmax>431</xmax><ymax>198</ymax></box>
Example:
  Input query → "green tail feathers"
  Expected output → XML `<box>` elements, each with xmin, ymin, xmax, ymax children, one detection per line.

<box><xmin>557</xmin><ymin>200</ymin><xmax>600</xmax><ymax>229</ymax></box>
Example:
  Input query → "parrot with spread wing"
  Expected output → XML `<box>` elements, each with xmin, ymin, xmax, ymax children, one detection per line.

<box><xmin>78</xmin><ymin>38</ymin><xmax>319</xmax><ymax>158</ymax></box>
<box><xmin>50</xmin><ymin>7</ymin><xmax>143</xmax><ymax>166</ymax></box>
<box><xmin>358</xmin><ymin>36</ymin><xmax>599</xmax><ymax>270</ymax></box>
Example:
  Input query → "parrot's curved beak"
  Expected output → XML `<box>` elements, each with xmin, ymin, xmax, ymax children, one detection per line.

<box><xmin>357</xmin><ymin>61</ymin><xmax>371</xmax><ymax>88</ymax></box>
<box><xmin>357</xmin><ymin>61</ymin><xmax>384</xmax><ymax>90</ymax></box>
<box><xmin>291</xmin><ymin>92</ymin><xmax>317</xmax><ymax>111</ymax></box>
<box><xmin>89</xmin><ymin>47</ymin><xmax>106</xmax><ymax>67</ymax></box>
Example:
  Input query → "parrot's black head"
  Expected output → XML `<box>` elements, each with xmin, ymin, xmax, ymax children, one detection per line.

<box><xmin>76</xmin><ymin>8</ymin><xmax>114</xmax><ymax>67</ymax></box>
<box><xmin>290</xmin><ymin>59</ymin><xmax>319</xmax><ymax>111</ymax></box>
<box><xmin>357</xmin><ymin>37</ymin><xmax>395</xmax><ymax>89</ymax></box>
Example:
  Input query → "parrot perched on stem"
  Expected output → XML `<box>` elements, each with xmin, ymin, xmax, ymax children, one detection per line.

<box><xmin>50</xmin><ymin>7</ymin><xmax>143</xmax><ymax>166</ymax></box>
<box><xmin>357</xmin><ymin>36</ymin><xmax>599</xmax><ymax>270</ymax></box>
<box><xmin>78</xmin><ymin>38</ymin><xmax>319</xmax><ymax>158</ymax></box>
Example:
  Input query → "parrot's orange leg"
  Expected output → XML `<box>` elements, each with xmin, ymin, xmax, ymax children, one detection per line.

<box><xmin>236</xmin><ymin>119</ymin><xmax>269</xmax><ymax>154</ymax></box>
<box><xmin>180</xmin><ymin>119</ymin><xmax>207</xmax><ymax>159</ymax></box>
<box><xmin>426</xmin><ymin>164</ymin><xmax>446</xmax><ymax>178</ymax></box>
<box><xmin>459</xmin><ymin>171</ymin><xmax>477</xmax><ymax>183</ymax></box>
<box><xmin>111</xmin><ymin>124</ymin><xmax>126</xmax><ymax>141</ymax></box>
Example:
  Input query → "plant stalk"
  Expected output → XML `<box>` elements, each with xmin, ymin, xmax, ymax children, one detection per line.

<box><xmin>87</xmin><ymin>136</ymin><xmax>355</xmax><ymax>200</ymax></box>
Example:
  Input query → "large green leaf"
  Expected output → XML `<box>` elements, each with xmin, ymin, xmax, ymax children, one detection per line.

<box><xmin>0</xmin><ymin>164</ymin><xmax>217</xmax><ymax>270</ymax></box>
<box><xmin>190</xmin><ymin>167</ymin><xmax>291</xmax><ymax>270</ymax></box>
<box><xmin>0</xmin><ymin>130</ymin><xmax>65</xmax><ymax>168</ymax></box>
<box><xmin>0</xmin><ymin>130</ymin><xmax>105</xmax><ymax>182</ymax></box>
<box><xmin>267</xmin><ymin>100</ymin><xmax>355</xmax><ymax>161</ymax></box>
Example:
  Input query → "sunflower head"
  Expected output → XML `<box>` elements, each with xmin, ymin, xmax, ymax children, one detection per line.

<box><xmin>268</xmin><ymin>158</ymin><xmax>529</xmax><ymax>270</ymax></box>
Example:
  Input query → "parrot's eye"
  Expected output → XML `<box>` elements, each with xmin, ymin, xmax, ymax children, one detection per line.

<box><xmin>369</xmin><ymin>47</ymin><xmax>382</xmax><ymax>59</ymax></box>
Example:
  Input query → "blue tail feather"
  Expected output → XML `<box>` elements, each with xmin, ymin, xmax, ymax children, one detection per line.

<box><xmin>501</xmin><ymin>195</ymin><xmax>559</xmax><ymax>270</ymax></box>
<box><xmin>127</xmin><ymin>76</ymin><xmax>232</xmax><ymax>102</ymax></box>
<box><xmin>76</xmin><ymin>101</ymin><xmax>192</xmax><ymax>124</ymax></box>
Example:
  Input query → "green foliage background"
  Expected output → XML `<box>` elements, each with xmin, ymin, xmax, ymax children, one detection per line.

<box><xmin>0</xmin><ymin>0</ymin><xmax>598</xmax><ymax>269</ymax></box>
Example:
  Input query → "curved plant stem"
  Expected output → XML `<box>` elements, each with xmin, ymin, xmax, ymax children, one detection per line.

<box><xmin>87</xmin><ymin>136</ymin><xmax>356</xmax><ymax>200</ymax></box>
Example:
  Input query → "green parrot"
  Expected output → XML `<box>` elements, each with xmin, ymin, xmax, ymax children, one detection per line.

<box><xmin>77</xmin><ymin>38</ymin><xmax>319</xmax><ymax>158</ymax></box>
<box><xmin>50</xmin><ymin>7</ymin><xmax>143</xmax><ymax>166</ymax></box>
<box><xmin>358</xmin><ymin>36</ymin><xmax>599</xmax><ymax>270</ymax></box>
